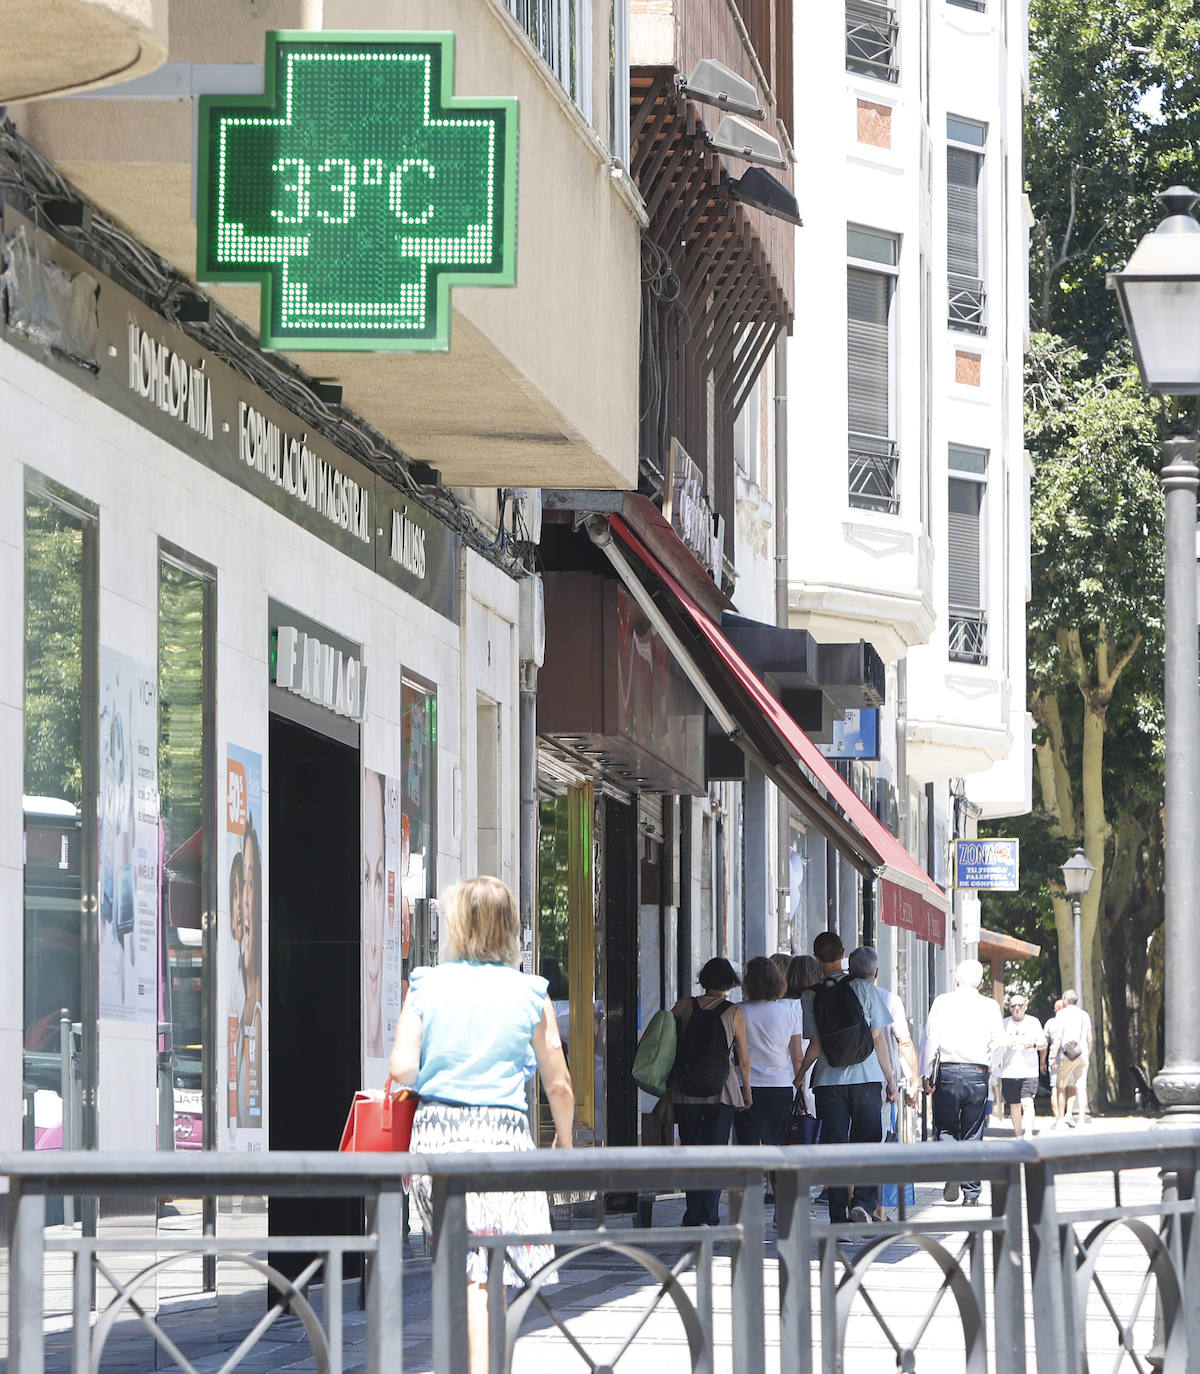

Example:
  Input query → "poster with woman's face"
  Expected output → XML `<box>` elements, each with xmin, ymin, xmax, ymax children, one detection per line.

<box><xmin>224</xmin><ymin>745</ymin><xmax>264</xmax><ymax>1151</ymax></box>
<box><xmin>363</xmin><ymin>769</ymin><xmax>401</xmax><ymax>1067</ymax></box>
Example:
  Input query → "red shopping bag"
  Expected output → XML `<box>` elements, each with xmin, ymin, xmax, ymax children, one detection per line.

<box><xmin>338</xmin><ymin>1078</ymin><xmax>418</xmax><ymax>1152</ymax></box>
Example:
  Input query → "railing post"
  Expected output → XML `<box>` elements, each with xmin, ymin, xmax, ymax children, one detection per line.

<box><xmin>431</xmin><ymin>1177</ymin><xmax>469</xmax><ymax>1374</ymax></box>
<box><xmin>728</xmin><ymin>1175</ymin><xmax>765</xmax><ymax>1374</ymax></box>
<box><xmin>366</xmin><ymin>1186</ymin><xmax>404</xmax><ymax>1374</ymax></box>
<box><xmin>1177</xmin><ymin>1153</ymin><xmax>1200</xmax><ymax>1361</ymax></box>
<box><xmin>1025</xmin><ymin>1161</ymin><xmax>1077</xmax><ymax>1374</ymax></box>
<box><xmin>774</xmin><ymin>1169</ymin><xmax>814</xmax><ymax>1374</ymax></box>
<box><xmin>9</xmin><ymin>1180</ymin><xmax>46</xmax><ymax>1374</ymax></box>
<box><xmin>991</xmin><ymin>1162</ymin><xmax>1026</xmax><ymax>1374</ymax></box>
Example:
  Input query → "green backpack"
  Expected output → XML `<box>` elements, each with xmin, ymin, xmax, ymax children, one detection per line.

<box><xmin>632</xmin><ymin>1008</ymin><xmax>678</xmax><ymax>1098</ymax></box>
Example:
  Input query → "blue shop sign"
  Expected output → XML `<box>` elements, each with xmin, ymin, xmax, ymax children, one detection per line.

<box><xmin>955</xmin><ymin>838</ymin><xmax>1020</xmax><ymax>891</ymax></box>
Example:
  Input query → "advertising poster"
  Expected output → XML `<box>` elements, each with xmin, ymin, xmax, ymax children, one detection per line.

<box><xmin>225</xmin><ymin>745</ymin><xmax>264</xmax><ymax>1150</ymax></box>
<box><xmin>98</xmin><ymin>647</ymin><xmax>159</xmax><ymax>1022</ymax></box>
<box><xmin>363</xmin><ymin>769</ymin><xmax>403</xmax><ymax>1067</ymax></box>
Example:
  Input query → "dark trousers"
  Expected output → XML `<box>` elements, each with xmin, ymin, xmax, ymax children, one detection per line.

<box><xmin>675</xmin><ymin>1102</ymin><xmax>735</xmax><ymax>1224</ymax></box>
<box><xmin>813</xmin><ymin>1082</ymin><xmax>884</xmax><ymax>1221</ymax></box>
<box><xmin>733</xmin><ymin>1086</ymin><xmax>795</xmax><ymax>1147</ymax></box>
<box><xmin>932</xmin><ymin>1063</ymin><xmax>990</xmax><ymax>1200</ymax></box>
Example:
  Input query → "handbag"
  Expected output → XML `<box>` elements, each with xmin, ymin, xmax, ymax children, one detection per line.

<box><xmin>783</xmin><ymin>1097</ymin><xmax>820</xmax><ymax>1146</ymax></box>
<box><xmin>338</xmin><ymin>1077</ymin><xmax>418</xmax><ymax>1152</ymax></box>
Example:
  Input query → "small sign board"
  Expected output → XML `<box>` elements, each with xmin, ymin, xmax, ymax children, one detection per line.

<box><xmin>817</xmin><ymin>708</ymin><xmax>879</xmax><ymax>760</ymax></box>
<box><xmin>955</xmin><ymin>838</ymin><xmax>1020</xmax><ymax>891</ymax></box>
<box><xmin>198</xmin><ymin>30</ymin><xmax>518</xmax><ymax>351</ymax></box>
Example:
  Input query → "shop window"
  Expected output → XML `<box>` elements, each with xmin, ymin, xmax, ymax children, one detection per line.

<box><xmin>537</xmin><ymin>780</ymin><xmax>597</xmax><ymax>1144</ymax></box>
<box><xmin>401</xmin><ymin>675</ymin><xmax>438</xmax><ymax>973</ymax></box>
<box><xmin>23</xmin><ymin>477</ymin><xmax>97</xmax><ymax>1159</ymax></box>
<box><xmin>158</xmin><ymin>550</ymin><xmax>215</xmax><ymax>1156</ymax></box>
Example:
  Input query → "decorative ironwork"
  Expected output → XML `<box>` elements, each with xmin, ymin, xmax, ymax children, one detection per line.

<box><xmin>949</xmin><ymin>607</ymin><xmax>988</xmax><ymax>664</ymax></box>
<box><xmin>3</xmin><ymin>1132</ymin><xmax>1199</xmax><ymax>1373</ymax></box>
<box><xmin>846</xmin><ymin>0</ymin><xmax>899</xmax><ymax>83</ymax></box>
<box><xmin>849</xmin><ymin>433</ymin><xmax>900</xmax><ymax>514</ymax></box>
<box><xmin>949</xmin><ymin>272</ymin><xmax>987</xmax><ymax>332</ymax></box>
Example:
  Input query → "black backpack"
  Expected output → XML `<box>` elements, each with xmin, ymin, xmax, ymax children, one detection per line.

<box><xmin>811</xmin><ymin>975</ymin><xmax>873</xmax><ymax>1068</ymax></box>
<box><xmin>675</xmin><ymin>998</ymin><xmax>733</xmax><ymax>1096</ymax></box>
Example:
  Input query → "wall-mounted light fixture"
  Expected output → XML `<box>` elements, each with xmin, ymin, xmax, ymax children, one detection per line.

<box><xmin>730</xmin><ymin>167</ymin><xmax>802</xmax><ymax>226</ymax></box>
<box><xmin>677</xmin><ymin>58</ymin><xmax>765</xmax><ymax>121</ymax></box>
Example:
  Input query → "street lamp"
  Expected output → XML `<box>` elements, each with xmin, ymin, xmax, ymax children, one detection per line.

<box><xmin>1109</xmin><ymin>186</ymin><xmax>1200</xmax><ymax>1120</ymax></box>
<box><xmin>1059</xmin><ymin>847</ymin><xmax>1096</xmax><ymax>1008</ymax></box>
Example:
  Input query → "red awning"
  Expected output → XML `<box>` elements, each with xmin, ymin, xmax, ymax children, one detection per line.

<box><xmin>608</xmin><ymin>515</ymin><xmax>947</xmax><ymax>945</ymax></box>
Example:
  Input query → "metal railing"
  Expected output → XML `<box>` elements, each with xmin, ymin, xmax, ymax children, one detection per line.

<box><xmin>949</xmin><ymin>272</ymin><xmax>988</xmax><ymax>332</ymax></box>
<box><xmin>2</xmin><ymin>1131</ymin><xmax>1196</xmax><ymax>1374</ymax></box>
<box><xmin>949</xmin><ymin>606</ymin><xmax>989</xmax><ymax>664</ymax></box>
<box><xmin>848</xmin><ymin>433</ymin><xmax>900</xmax><ymax>513</ymax></box>
<box><xmin>846</xmin><ymin>0</ymin><xmax>899</xmax><ymax>82</ymax></box>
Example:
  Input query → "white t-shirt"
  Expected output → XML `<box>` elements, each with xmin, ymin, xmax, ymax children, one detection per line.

<box><xmin>1053</xmin><ymin>1005</ymin><xmax>1092</xmax><ymax>1055</ymax></box>
<box><xmin>1000</xmin><ymin>1014</ymin><xmax>1045</xmax><ymax>1078</ymax></box>
<box><xmin>742</xmin><ymin>998</ymin><xmax>805</xmax><ymax>1087</ymax></box>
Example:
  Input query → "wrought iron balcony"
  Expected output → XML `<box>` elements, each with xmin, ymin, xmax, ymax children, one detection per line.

<box><xmin>949</xmin><ymin>606</ymin><xmax>988</xmax><ymax>664</ymax></box>
<box><xmin>848</xmin><ymin>432</ymin><xmax>899</xmax><ymax>514</ymax></box>
<box><xmin>948</xmin><ymin>272</ymin><xmax>987</xmax><ymax>332</ymax></box>
<box><xmin>846</xmin><ymin>0</ymin><xmax>899</xmax><ymax>82</ymax></box>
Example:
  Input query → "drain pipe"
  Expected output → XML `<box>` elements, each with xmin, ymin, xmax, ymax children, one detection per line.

<box><xmin>774</xmin><ymin>336</ymin><xmax>792</xmax><ymax>950</ymax></box>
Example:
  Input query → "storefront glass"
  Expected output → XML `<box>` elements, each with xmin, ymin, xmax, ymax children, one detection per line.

<box><xmin>400</xmin><ymin>675</ymin><xmax>438</xmax><ymax>975</ymax></box>
<box><xmin>23</xmin><ymin>484</ymin><xmax>95</xmax><ymax>1154</ymax></box>
<box><xmin>158</xmin><ymin>555</ymin><xmax>214</xmax><ymax>1153</ymax></box>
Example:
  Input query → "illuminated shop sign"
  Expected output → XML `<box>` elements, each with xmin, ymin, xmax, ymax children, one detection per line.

<box><xmin>197</xmin><ymin>31</ymin><xmax>519</xmax><ymax>351</ymax></box>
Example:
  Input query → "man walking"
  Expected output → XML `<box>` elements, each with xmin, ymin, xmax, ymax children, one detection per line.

<box><xmin>919</xmin><ymin>960</ymin><xmax>1003</xmax><ymax>1206</ymax></box>
<box><xmin>999</xmin><ymin>993</ymin><xmax>1045</xmax><ymax>1138</ymax></box>
<box><xmin>798</xmin><ymin>932</ymin><xmax>898</xmax><ymax>1223</ymax></box>
<box><xmin>1050</xmin><ymin>989</ymin><xmax>1094</xmax><ymax>1127</ymax></box>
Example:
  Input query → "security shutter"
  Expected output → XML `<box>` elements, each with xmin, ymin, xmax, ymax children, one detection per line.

<box><xmin>947</xmin><ymin>477</ymin><xmax>982</xmax><ymax>606</ymax></box>
<box><xmin>847</xmin><ymin>267</ymin><xmax>891</xmax><ymax>438</ymax></box>
<box><xmin>947</xmin><ymin>147</ymin><xmax>981</xmax><ymax>277</ymax></box>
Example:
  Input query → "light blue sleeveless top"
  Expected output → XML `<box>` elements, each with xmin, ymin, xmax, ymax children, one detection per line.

<box><xmin>408</xmin><ymin>962</ymin><xmax>549</xmax><ymax>1110</ymax></box>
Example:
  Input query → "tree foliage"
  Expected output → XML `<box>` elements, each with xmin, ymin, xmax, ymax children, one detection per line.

<box><xmin>1028</xmin><ymin>0</ymin><xmax>1200</xmax><ymax>356</ymax></box>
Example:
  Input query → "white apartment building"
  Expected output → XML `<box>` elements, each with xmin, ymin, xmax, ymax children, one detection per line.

<box><xmin>786</xmin><ymin>0</ymin><xmax>1033</xmax><ymax>1007</ymax></box>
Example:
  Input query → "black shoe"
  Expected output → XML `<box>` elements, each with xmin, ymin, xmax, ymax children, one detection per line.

<box><xmin>962</xmin><ymin>1196</ymin><xmax>980</xmax><ymax>1207</ymax></box>
<box><xmin>943</xmin><ymin>1180</ymin><xmax>961</xmax><ymax>1203</ymax></box>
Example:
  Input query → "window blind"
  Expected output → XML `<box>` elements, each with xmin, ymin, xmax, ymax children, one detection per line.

<box><xmin>848</xmin><ymin>267</ymin><xmax>891</xmax><ymax>438</ymax></box>
<box><xmin>948</xmin><ymin>476</ymin><xmax>982</xmax><ymax>606</ymax></box>
<box><xmin>947</xmin><ymin>146</ymin><xmax>981</xmax><ymax>277</ymax></box>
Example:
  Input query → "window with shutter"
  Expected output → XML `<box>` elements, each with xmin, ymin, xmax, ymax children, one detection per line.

<box><xmin>847</xmin><ymin>230</ymin><xmax>899</xmax><ymax>514</ymax></box>
<box><xmin>947</xmin><ymin>118</ymin><xmax>986</xmax><ymax>332</ymax></box>
<box><xmin>948</xmin><ymin>445</ymin><xmax>987</xmax><ymax>663</ymax></box>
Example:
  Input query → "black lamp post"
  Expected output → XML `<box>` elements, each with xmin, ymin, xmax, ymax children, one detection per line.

<box><xmin>1109</xmin><ymin>187</ymin><xmax>1200</xmax><ymax>1119</ymax></box>
<box><xmin>1059</xmin><ymin>848</ymin><xmax>1096</xmax><ymax>1008</ymax></box>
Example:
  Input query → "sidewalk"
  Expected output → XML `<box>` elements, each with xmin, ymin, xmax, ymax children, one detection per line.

<box><xmin>22</xmin><ymin>1113</ymin><xmax>1164</xmax><ymax>1374</ymax></box>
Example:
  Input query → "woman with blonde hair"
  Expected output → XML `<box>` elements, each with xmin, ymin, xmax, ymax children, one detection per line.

<box><xmin>390</xmin><ymin>875</ymin><xmax>574</xmax><ymax>1374</ymax></box>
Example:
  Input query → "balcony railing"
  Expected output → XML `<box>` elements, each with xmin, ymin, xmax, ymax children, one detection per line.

<box><xmin>949</xmin><ymin>272</ymin><xmax>987</xmax><ymax>332</ymax></box>
<box><xmin>2</xmin><ymin>1131</ymin><xmax>1195</xmax><ymax>1373</ymax></box>
<box><xmin>949</xmin><ymin>606</ymin><xmax>988</xmax><ymax>664</ymax></box>
<box><xmin>848</xmin><ymin>432</ymin><xmax>899</xmax><ymax>514</ymax></box>
<box><xmin>846</xmin><ymin>0</ymin><xmax>899</xmax><ymax>82</ymax></box>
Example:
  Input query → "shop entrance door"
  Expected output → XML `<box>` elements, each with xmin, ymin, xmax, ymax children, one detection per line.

<box><xmin>268</xmin><ymin>713</ymin><xmax>361</xmax><ymax>1275</ymax></box>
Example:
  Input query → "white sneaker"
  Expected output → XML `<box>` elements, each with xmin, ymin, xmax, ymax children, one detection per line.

<box><xmin>849</xmin><ymin>1204</ymin><xmax>873</xmax><ymax>1224</ymax></box>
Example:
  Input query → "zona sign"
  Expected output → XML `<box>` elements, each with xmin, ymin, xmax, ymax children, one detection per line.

<box><xmin>197</xmin><ymin>31</ymin><xmax>518</xmax><ymax>352</ymax></box>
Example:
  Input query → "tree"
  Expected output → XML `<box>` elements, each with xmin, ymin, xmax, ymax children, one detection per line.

<box><xmin>1028</xmin><ymin>0</ymin><xmax>1200</xmax><ymax>357</ymax></box>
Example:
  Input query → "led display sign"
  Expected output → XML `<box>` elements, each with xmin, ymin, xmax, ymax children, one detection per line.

<box><xmin>197</xmin><ymin>31</ymin><xmax>518</xmax><ymax>351</ymax></box>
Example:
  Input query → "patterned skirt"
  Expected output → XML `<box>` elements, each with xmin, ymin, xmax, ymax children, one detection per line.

<box><xmin>408</xmin><ymin>1100</ymin><xmax>557</xmax><ymax>1287</ymax></box>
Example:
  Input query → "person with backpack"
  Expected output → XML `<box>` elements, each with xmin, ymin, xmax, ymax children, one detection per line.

<box><xmin>670</xmin><ymin>958</ymin><xmax>752</xmax><ymax>1226</ymax></box>
<box><xmin>795</xmin><ymin>931</ymin><xmax>898</xmax><ymax>1224</ymax></box>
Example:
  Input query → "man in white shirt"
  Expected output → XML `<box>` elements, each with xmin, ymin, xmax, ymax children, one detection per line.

<box><xmin>1050</xmin><ymin>989</ymin><xmax>1094</xmax><ymax>1127</ymax></box>
<box><xmin>919</xmin><ymin>959</ymin><xmax>1004</xmax><ymax>1206</ymax></box>
<box><xmin>999</xmin><ymin>993</ymin><xmax>1046</xmax><ymax>1138</ymax></box>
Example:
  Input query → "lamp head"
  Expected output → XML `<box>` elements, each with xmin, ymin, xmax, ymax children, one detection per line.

<box><xmin>1059</xmin><ymin>847</ymin><xmax>1096</xmax><ymax>897</ymax></box>
<box><xmin>1108</xmin><ymin>186</ymin><xmax>1200</xmax><ymax>395</ymax></box>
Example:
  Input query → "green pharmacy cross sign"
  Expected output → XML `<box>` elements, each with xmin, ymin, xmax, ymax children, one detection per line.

<box><xmin>197</xmin><ymin>31</ymin><xmax>517</xmax><ymax>351</ymax></box>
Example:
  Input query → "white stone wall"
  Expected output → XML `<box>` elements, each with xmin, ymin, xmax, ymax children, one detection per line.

<box><xmin>0</xmin><ymin>337</ymin><xmax>518</xmax><ymax>1153</ymax></box>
